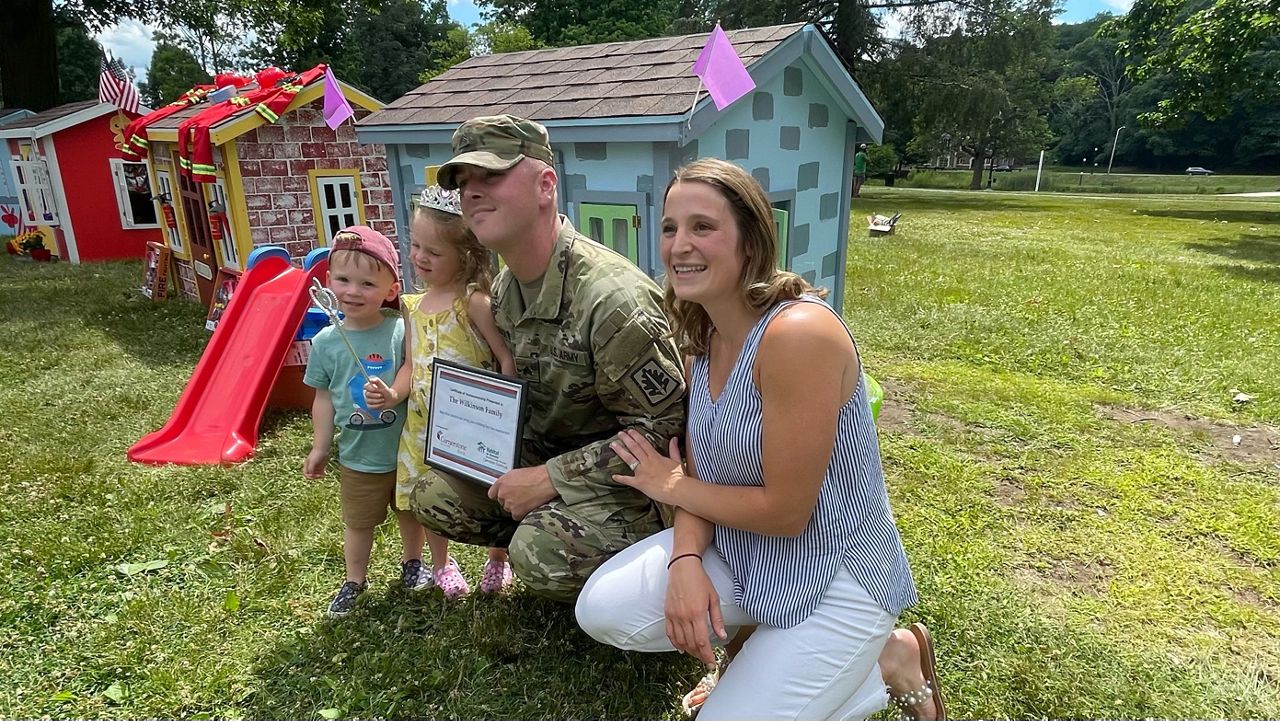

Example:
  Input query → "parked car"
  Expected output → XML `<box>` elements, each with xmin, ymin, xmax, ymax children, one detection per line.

<box><xmin>993</xmin><ymin>164</ymin><xmax>1014</xmax><ymax>172</ymax></box>
<box><xmin>1185</xmin><ymin>166</ymin><xmax>1214</xmax><ymax>176</ymax></box>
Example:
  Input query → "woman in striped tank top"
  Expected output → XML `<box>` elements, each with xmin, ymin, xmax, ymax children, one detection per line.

<box><xmin>577</xmin><ymin>159</ymin><xmax>944</xmax><ymax>720</ymax></box>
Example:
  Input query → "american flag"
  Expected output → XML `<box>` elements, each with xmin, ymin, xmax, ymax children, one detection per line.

<box><xmin>99</xmin><ymin>55</ymin><xmax>140</xmax><ymax>114</ymax></box>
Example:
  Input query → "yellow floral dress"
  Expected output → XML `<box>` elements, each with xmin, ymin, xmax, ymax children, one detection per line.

<box><xmin>396</xmin><ymin>291</ymin><xmax>495</xmax><ymax>509</ymax></box>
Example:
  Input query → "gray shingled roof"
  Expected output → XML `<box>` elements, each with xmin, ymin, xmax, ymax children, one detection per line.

<box><xmin>0</xmin><ymin>100</ymin><xmax>100</xmax><ymax>130</ymax></box>
<box><xmin>363</xmin><ymin>23</ymin><xmax>806</xmax><ymax>126</ymax></box>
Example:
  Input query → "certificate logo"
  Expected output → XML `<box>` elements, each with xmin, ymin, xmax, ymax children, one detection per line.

<box><xmin>435</xmin><ymin>427</ymin><xmax>468</xmax><ymax>454</ymax></box>
<box><xmin>476</xmin><ymin>441</ymin><xmax>501</xmax><ymax>464</ymax></box>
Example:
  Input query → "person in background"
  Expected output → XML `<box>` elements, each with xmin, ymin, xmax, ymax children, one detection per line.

<box><xmin>853</xmin><ymin>143</ymin><xmax>870</xmax><ymax>198</ymax></box>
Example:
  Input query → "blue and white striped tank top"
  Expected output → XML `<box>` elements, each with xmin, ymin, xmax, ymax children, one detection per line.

<box><xmin>688</xmin><ymin>296</ymin><xmax>918</xmax><ymax>629</ymax></box>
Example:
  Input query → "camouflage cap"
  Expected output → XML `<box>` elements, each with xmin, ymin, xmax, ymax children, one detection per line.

<box><xmin>437</xmin><ymin>115</ymin><xmax>554</xmax><ymax>190</ymax></box>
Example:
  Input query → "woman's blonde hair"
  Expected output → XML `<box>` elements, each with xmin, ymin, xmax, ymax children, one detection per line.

<box><xmin>662</xmin><ymin>158</ymin><xmax>826</xmax><ymax>355</ymax></box>
<box><xmin>411</xmin><ymin>204</ymin><xmax>494</xmax><ymax>293</ymax></box>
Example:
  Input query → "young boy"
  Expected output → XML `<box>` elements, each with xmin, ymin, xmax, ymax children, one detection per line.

<box><xmin>302</xmin><ymin>226</ymin><xmax>431</xmax><ymax>617</ymax></box>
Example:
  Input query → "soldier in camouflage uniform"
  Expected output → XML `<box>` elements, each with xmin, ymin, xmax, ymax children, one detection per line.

<box><xmin>409</xmin><ymin>114</ymin><xmax>686</xmax><ymax>602</ymax></box>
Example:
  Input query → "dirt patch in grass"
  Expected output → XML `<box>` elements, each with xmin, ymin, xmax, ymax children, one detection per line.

<box><xmin>877</xmin><ymin>394</ymin><xmax>916</xmax><ymax>435</ymax></box>
<box><xmin>994</xmin><ymin>477</ymin><xmax>1027</xmax><ymax>507</ymax></box>
<box><xmin>1213</xmin><ymin>537</ymin><xmax>1278</xmax><ymax>572</ymax></box>
<box><xmin>1231</xmin><ymin>585</ymin><xmax>1278</xmax><ymax>612</ymax></box>
<box><xmin>878</xmin><ymin>380</ymin><xmax>988</xmax><ymax>439</ymax></box>
<box><xmin>1096</xmin><ymin>404</ymin><xmax>1280</xmax><ymax>470</ymax></box>
<box><xmin>918</xmin><ymin>411</ymin><xmax>973</xmax><ymax>436</ymax></box>
<box><xmin>1013</xmin><ymin>555</ymin><xmax>1114</xmax><ymax>594</ymax></box>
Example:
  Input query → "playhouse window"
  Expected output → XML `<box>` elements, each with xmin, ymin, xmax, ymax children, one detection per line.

<box><xmin>210</xmin><ymin>179</ymin><xmax>241</xmax><ymax>271</ymax></box>
<box><xmin>314</xmin><ymin>174</ymin><xmax>360</xmax><ymax>244</ymax></box>
<box><xmin>153</xmin><ymin>168</ymin><xmax>184</xmax><ymax>253</ymax></box>
<box><xmin>771</xmin><ymin>202</ymin><xmax>791</xmax><ymax>268</ymax></box>
<box><xmin>109</xmin><ymin>159</ymin><xmax>158</xmax><ymax>229</ymax></box>
<box><xmin>12</xmin><ymin>157</ymin><xmax>59</xmax><ymax>226</ymax></box>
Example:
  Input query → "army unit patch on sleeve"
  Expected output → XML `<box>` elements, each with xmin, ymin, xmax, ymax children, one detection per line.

<box><xmin>631</xmin><ymin>358</ymin><xmax>680</xmax><ymax>406</ymax></box>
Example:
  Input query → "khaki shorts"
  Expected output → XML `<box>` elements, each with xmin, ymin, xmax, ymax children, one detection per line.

<box><xmin>340</xmin><ymin>464</ymin><xmax>396</xmax><ymax>530</ymax></box>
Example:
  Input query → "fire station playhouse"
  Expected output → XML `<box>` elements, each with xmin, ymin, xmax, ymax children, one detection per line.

<box><xmin>121</xmin><ymin>64</ymin><xmax>392</xmax><ymax>307</ymax></box>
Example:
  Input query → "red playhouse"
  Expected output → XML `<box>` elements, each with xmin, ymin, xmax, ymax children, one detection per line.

<box><xmin>0</xmin><ymin>100</ymin><xmax>152</xmax><ymax>262</ymax></box>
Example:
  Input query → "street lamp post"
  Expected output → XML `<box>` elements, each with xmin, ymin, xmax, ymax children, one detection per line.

<box><xmin>1107</xmin><ymin>125</ymin><xmax>1127</xmax><ymax>174</ymax></box>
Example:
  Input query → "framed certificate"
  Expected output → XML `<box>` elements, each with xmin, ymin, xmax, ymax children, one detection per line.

<box><xmin>425</xmin><ymin>359</ymin><xmax>529</xmax><ymax>486</ymax></box>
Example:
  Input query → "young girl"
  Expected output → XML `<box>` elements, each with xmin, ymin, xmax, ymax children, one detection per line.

<box><xmin>367</xmin><ymin>185</ymin><xmax>516</xmax><ymax>599</ymax></box>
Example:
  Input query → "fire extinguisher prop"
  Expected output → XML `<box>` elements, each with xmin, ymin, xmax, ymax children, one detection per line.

<box><xmin>155</xmin><ymin>193</ymin><xmax>178</xmax><ymax>230</ymax></box>
<box><xmin>207</xmin><ymin>200</ymin><xmax>227</xmax><ymax>247</ymax></box>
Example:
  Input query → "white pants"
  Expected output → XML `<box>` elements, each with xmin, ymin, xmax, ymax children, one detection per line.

<box><xmin>577</xmin><ymin>529</ymin><xmax>895</xmax><ymax>721</ymax></box>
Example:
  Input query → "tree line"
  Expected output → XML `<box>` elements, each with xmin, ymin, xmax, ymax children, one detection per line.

<box><xmin>8</xmin><ymin>0</ymin><xmax>1277</xmax><ymax>184</ymax></box>
<box><xmin>860</xmin><ymin>0</ymin><xmax>1278</xmax><ymax>185</ymax></box>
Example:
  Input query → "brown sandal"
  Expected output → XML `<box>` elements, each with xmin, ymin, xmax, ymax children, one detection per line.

<box><xmin>888</xmin><ymin>622</ymin><xmax>947</xmax><ymax>720</ymax></box>
<box><xmin>680</xmin><ymin>668</ymin><xmax>719</xmax><ymax>717</ymax></box>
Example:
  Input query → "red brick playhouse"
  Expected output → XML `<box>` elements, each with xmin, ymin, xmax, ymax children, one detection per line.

<box><xmin>128</xmin><ymin>67</ymin><xmax>394</xmax><ymax>307</ymax></box>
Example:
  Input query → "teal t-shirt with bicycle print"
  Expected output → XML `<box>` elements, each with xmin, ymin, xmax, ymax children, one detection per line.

<box><xmin>303</xmin><ymin>311</ymin><xmax>407</xmax><ymax>473</ymax></box>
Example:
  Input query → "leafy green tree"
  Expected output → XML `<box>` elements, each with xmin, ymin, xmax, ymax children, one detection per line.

<box><xmin>418</xmin><ymin>21</ymin><xmax>542</xmax><ymax>82</ymax></box>
<box><xmin>420</xmin><ymin>26</ymin><xmax>475</xmax><ymax>81</ymax></box>
<box><xmin>865</xmin><ymin>143</ymin><xmax>899</xmax><ymax>174</ymax></box>
<box><xmin>858</xmin><ymin>42</ymin><xmax>926</xmax><ymax>163</ymax></box>
<box><xmin>1045</xmin><ymin>74</ymin><xmax>1102</xmax><ymax>164</ymax></box>
<box><xmin>55</xmin><ymin>10</ymin><xmax>106</xmax><ymax>103</ymax></box>
<box><xmin>474</xmin><ymin>20</ymin><xmax>544</xmax><ymax>54</ymax></box>
<box><xmin>1043</xmin><ymin>15</ymin><xmax>1136</xmax><ymax>165</ymax></box>
<box><xmin>478</xmin><ymin>0</ymin><xmax>680</xmax><ymax>46</ymax></box>
<box><xmin>1230</xmin><ymin>98</ymin><xmax>1280</xmax><ymax>168</ymax></box>
<box><xmin>1110</xmin><ymin>0</ymin><xmax>1280</xmax><ymax>125</ymax></box>
<box><xmin>346</xmin><ymin>0</ymin><xmax>459</xmax><ymax>100</ymax></box>
<box><xmin>248</xmin><ymin>0</ymin><xmax>465</xmax><ymax>102</ymax></box>
<box><xmin>242</xmin><ymin>0</ymin><xmax>357</xmax><ymax>79</ymax></box>
<box><xmin>669</xmin><ymin>0</ymin><xmax>881</xmax><ymax>68</ymax></box>
<box><xmin>1065</xmin><ymin>23</ymin><xmax>1130</xmax><ymax>143</ymax></box>
<box><xmin>902</xmin><ymin>0</ymin><xmax>1057</xmax><ymax>187</ymax></box>
<box><xmin>154</xmin><ymin>0</ymin><xmax>252</xmax><ymax>74</ymax></box>
<box><xmin>9</xmin><ymin>0</ymin><xmax>414</xmax><ymax>110</ymax></box>
<box><xmin>140</xmin><ymin>37</ymin><xmax>211</xmax><ymax>106</ymax></box>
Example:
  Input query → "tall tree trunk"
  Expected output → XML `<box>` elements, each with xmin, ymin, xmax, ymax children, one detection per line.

<box><xmin>969</xmin><ymin>145</ymin><xmax>987</xmax><ymax>189</ymax></box>
<box><xmin>1</xmin><ymin>0</ymin><xmax>60</xmax><ymax>110</ymax></box>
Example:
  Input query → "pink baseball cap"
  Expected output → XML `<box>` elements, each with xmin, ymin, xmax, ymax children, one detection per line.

<box><xmin>332</xmin><ymin>225</ymin><xmax>400</xmax><ymax>283</ymax></box>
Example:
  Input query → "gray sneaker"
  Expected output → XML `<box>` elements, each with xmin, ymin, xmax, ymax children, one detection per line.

<box><xmin>327</xmin><ymin>580</ymin><xmax>367</xmax><ymax>618</ymax></box>
<box><xmin>401</xmin><ymin>559</ymin><xmax>435</xmax><ymax>591</ymax></box>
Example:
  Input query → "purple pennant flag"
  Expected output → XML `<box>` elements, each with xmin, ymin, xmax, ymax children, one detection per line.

<box><xmin>692</xmin><ymin>24</ymin><xmax>756</xmax><ymax>111</ymax></box>
<box><xmin>322</xmin><ymin>66</ymin><xmax>354</xmax><ymax>130</ymax></box>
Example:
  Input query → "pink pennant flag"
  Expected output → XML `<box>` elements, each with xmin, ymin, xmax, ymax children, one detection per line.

<box><xmin>322</xmin><ymin>67</ymin><xmax>354</xmax><ymax>130</ymax></box>
<box><xmin>692</xmin><ymin>24</ymin><xmax>756</xmax><ymax>111</ymax></box>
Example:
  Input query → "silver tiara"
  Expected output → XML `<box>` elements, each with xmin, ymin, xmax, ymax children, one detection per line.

<box><xmin>419</xmin><ymin>185</ymin><xmax>462</xmax><ymax>216</ymax></box>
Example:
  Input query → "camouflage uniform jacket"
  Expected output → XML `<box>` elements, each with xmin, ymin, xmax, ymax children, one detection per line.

<box><xmin>493</xmin><ymin>218</ymin><xmax>686</xmax><ymax>508</ymax></box>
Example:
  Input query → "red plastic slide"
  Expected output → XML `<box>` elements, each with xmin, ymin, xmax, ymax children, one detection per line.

<box><xmin>129</xmin><ymin>248</ymin><xmax>327</xmax><ymax>465</ymax></box>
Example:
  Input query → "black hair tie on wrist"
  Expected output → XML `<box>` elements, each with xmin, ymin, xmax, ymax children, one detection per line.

<box><xmin>667</xmin><ymin>552</ymin><xmax>703</xmax><ymax>570</ymax></box>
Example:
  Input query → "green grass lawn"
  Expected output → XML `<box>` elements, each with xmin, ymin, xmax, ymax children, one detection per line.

<box><xmin>900</xmin><ymin>169</ymin><xmax>1280</xmax><ymax>194</ymax></box>
<box><xmin>1</xmin><ymin>189</ymin><xmax>1277</xmax><ymax>718</ymax></box>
